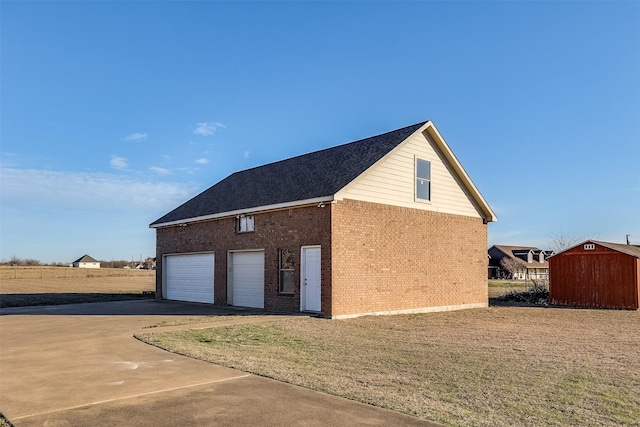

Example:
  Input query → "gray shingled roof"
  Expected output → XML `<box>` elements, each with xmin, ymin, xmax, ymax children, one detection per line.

<box><xmin>151</xmin><ymin>121</ymin><xmax>427</xmax><ymax>226</ymax></box>
<box><xmin>593</xmin><ymin>241</ymin><xmax>640</xmax><ymax>258</ymax></box>
<box><xmin>73</xmin><ymin>254</ymin><xmax>98</xmax><ymax>263</ymax></box>
<box><xmin>489</xmin><ymin>245</ymin><xmax>550</xmax><ymax>268</ymax></box>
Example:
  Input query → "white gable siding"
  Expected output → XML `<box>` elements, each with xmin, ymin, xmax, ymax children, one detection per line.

<box><xmin>74</xmin><ymin>261</ymin><xmax>100</xmax><ymax>269</ymax></box>
<box><xmin>335</xmin><ymin>132</ymin><xmax>483</xmax><ymax>218</ymax></box>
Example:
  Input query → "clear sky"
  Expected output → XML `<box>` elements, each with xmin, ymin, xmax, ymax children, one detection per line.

<box><xmin>1</xmin><ymin>1</ymin><xmax>639</xmax><ymax>264</ymax></box>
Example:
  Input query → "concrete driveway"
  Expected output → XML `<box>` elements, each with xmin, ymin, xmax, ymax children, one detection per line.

<box><xmin>0</xmin><ymin>300</ymin><xmax>439</xmax><ymax>426</ymax></box>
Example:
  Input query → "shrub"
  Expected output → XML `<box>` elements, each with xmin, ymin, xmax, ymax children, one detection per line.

<box><xmin>494</xmin><ymin>279</ymin><xmax>549</xmax><ymax>305</ymax></box>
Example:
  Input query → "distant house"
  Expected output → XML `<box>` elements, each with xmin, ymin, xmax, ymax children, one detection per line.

<box><xmin>150</xmin><ymin>120</ymin><xmax>496</xmax><ymax>319</ymax></box>
<box><xmin>488</xmin><ymin>245</ymin><xmax>551</xmax><ymax>280</ymax></box>
<box><xmin>549</xmin><ymin>240</ymin><xmax>640</xmax><ymax>310</ymax></box>
<box><xmin>72</xmin><ymin>255</ymin><xmax>100</xmax><ymax>269</ymax></box>
<box><xmin>143</xmin><ymin>257</ymin><xmax>157</xmax><ymax>270</ymax></box>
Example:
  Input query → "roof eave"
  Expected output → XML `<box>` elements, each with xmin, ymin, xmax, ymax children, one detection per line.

<box><xmin>149</xmin><ymin>196</ymin><xmax>335</xmax><ymax>229</ymax></box>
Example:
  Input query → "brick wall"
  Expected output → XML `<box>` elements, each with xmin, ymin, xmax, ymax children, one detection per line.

<box><xmin>330</xmin><ymin>199</ymin><xmax>488</xmax><ymax>317</ymax></box>
<box><xmin>155</xmin><ymin>199</ymin><xmax>488</xmax><ymax>317</ymax></box>
<box><xmin>155</xmin><ymin>205</ymin><xmax>331</xmax><ymax>313</ymax></box>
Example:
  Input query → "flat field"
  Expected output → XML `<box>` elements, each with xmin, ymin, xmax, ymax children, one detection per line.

<box><xmin>0</xmin><ymin>270</ymin><xmax>155</xmax><ymax>307</ymax></box>
<box><xmin>138</xmin><ymin>307</ymin><xmax>640</xmax><ymax>427</ymax></box>
<box><xmin>0</xmin><ymin>266</ymin><xmax>154</xmax><ymax>280</ymax></box>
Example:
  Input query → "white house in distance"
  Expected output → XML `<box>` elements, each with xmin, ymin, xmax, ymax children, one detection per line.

<box><xmin>72</xmin><ymin>255</ymin><xmax>100</xmax><ymax>269</ymax></box>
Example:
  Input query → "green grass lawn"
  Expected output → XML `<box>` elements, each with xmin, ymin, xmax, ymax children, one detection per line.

<box><xmin>136</xmin><ymin>307</ymin><xmax>640</xmax><ymax>427</ymax></box>
<box><xmin>488</xmin><ymin>279</ymin><xmax>529</xmax><ymax>288</ymax></box>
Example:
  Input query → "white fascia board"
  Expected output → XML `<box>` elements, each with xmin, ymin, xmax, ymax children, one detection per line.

<box><xmin>424</xmin><ymin>122</ymin><xmax>497</xmax><ymax>223</ymax></box>
<box><xmin>547</xmin><ymin>240</ymin><xmax>591</xmax><ymax>258</ymax></box>
<box><xmin>150</xmin><ymin>196</ymin><xmax>335</xmax><ymax>228</ymax></box>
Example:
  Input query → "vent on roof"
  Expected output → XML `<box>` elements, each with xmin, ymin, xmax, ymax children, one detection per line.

<box><xmin>584</xmin><ymin>244</ymin><xmax>596</xmax><ymax>250</ymax></box>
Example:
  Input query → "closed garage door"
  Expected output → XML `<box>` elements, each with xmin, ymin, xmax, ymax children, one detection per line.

<box><xmin>165</xmin><ymin>253</ymin><xmax>214</xmax><ymax>303</ymax></box>
<box><xmin>230</xmin><ymin>251</ymin><xmax>264</xmax><ymax>308</ymax></box>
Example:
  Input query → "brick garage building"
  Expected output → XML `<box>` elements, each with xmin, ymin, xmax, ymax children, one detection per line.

<box><xmin>150</xmin><ymin>120</ymin><xmax>496</xmax><ymax>318</ymax></box>
<box><xmin>549</xmin><ymin>240</ymin><xmax>640</xmax><ymax>310</ymax></box>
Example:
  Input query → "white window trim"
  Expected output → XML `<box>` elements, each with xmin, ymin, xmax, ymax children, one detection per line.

<box><xmin>237</xmin><ymin>215</ymin><xmax>254</xmax><ymax>233</ymax></box>
<box><xmin>278</xmin><ymin>249</ymin><xmax>295</xmax><ymax>295</ymax></box>
<box><xmin>415</xmin><ymin>156</ymin><xmax>431</xmax><ymax>203</ymax></box>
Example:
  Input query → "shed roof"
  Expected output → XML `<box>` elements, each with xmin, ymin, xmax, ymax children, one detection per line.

<box><xmin>551</xmin><ymin>240</ymin><xmax>640</xmax><ymax>258</ymax></box>
<box><xmin>151</xmin><ymin>120</ymin><xmax>496</xmax><ymax>227</ymax></box>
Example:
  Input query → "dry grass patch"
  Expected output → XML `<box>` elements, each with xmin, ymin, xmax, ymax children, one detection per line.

<box><xmin>488</xmin><ymin>280</ymin><xmax>529</xmax><ymax>299</ymax></box>
<box><xmin>137</xmin><ymin>307</ymin><xmax>640</xmax><ymax>427</ymax></box>
<box><xmin>143</xmin><ymin>313</ymin><xmax>263</xmax><ymax>329</ymax></box>
<box><xmin>0</xmin><ymin>275</ymin><xmax>154</xmax><ymax>294</ymax></box>
<box><xmin>0</xmin><ymin>266</ymin><xmax>154</xmax><ymax>280</ymax></box>
<box><xmin>0</xmin><ymin>276</ymin><xmax>155</xmax><ymax>307</ymax></box>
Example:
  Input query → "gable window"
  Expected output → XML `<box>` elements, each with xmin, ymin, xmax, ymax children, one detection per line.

<box><xmin>237</xmin><ymin>215</ymin><xmax>254</xmax><ymax>233</ymax></box>
<box><xmin>279</xmin><ymin>249</ymin><xmax>295</xmax><ymax>294</ymax></box>
<box><xmin>416</xmin><ymin>158</ymin><xmax>431</xmax><ymax>201</ymax></box>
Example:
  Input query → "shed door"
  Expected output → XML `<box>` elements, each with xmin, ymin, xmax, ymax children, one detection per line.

<box><xmin>165</xmin><ymin>253</ymin><xmax>214</xmax><ymax>303</ymax></box>
<box><xmin>230</xmin><ymin>251</ymin><xmax>265</xmax><ymax>309</ymax></box>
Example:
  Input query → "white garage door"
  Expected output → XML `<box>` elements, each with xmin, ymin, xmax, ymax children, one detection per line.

<box><xmin>231</xmin><ymin>251</ymin><xmax>264</xmax><ymax>308</ymax></box>
<box><xmin>165</xmin><ymin>253</ymin><xmax>214</xmax><ymax>303</ymax></box>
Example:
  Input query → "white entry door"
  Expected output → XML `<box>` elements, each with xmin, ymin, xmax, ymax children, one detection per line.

<box><xmin>301</xmin><ymin>246</ymin><xmax>321</xmax><ymax>312</ymax></box>
<box><xmin>230</xmin><ymin>251</ymin><xmax>265</xmax><ymax>309</ymax></box>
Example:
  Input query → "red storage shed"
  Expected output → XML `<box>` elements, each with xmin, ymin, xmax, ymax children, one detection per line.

<box><xmin>549</xmin><ymin>240</ymin><xmax>640</xmax><ymax>310</ymax></box>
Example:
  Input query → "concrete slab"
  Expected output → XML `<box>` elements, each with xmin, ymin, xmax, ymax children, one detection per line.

<box><xmin>0</xmin><ymin>300</ymin><xmax>440</xmax><ymax>426</ymax></box>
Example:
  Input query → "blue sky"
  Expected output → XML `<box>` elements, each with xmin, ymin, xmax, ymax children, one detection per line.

<box><xmin>1</xmin><ymin>1</ymin><xmax>639</xmax><ymax>264</ymax></box>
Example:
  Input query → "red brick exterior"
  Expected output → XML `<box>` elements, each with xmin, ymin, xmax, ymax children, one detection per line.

<box><xmin>330</xmin><ymin>199</ymin><xmax>488</xmax><ymax>317</ymax></box>
<box><xmin>155</xmin><ymin>205</ymin><xmax>331</xmax><ymax>313</ymax></box>
<box><xmin>155</xmin><ymin>199</ymin><xmax>488</xmax><ymax>317</ymax></box>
